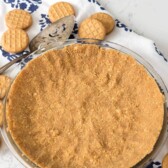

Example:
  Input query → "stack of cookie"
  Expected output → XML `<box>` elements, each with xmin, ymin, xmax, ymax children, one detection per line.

<box><xmin>78</xmin><ymin>13</ymin><xmax>115</xmax><ymax>40</ymax></box>
<box><xmin>1</xmin><ymin>9</ymin><xmax>32</xmax><ymax>53</ymax></box>
<box><xmin>0</xmin><ymin>9</ymin><xmax>32</xmax><ymax>127</ymax></box>
<box><xmin>0</xmin><ymin>75</ymin><xmax>11</xmax><ymax>146</ymax></box>
<box><xmin>47</xmin><ymin>2</ymin><xmax>115</xmax><ymax>40</ymax></box>
<box><xmin>0</xmin><ymin>75</ymin><xmax>11</xmax><ymax>126</ymax></box>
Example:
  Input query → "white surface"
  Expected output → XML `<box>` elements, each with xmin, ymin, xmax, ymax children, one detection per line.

<box><xmin>98</xmin><ymin>0</ymin><xmax>168</xmax><ymax>58</ymax></box>
<box><xmin>0</xmin><ymin>135</ymin><xmax>23</xmax><ymax>168</ymax></box>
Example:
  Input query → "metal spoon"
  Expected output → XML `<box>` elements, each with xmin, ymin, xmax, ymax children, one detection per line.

<box><xmin>0</xmin><ymin>15</ymin><xmax>75</xmax><ymax>74</ymax></box>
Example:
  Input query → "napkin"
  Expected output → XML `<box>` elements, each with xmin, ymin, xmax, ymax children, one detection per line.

<box><xmin>0</xmin><ymin>0</ymin><xmax>168</xmax><ymax>168</ymax></box>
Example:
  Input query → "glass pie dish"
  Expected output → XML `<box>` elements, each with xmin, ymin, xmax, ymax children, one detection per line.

<box><xmin>1</xmin><ymin>39</ymin><xmax>168</xmax><ymax>168</ymax></box>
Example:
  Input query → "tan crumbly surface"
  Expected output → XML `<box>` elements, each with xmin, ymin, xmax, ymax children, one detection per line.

<box><xmin>1</xmin><ymin>29</ymin><xmax>29</xmax><ymax>53</ymax></box>
<box><xmin>6</xmin><ymin>44</ymin><xmax>164</xmax><ymax>168</ymax></box>
<box><xmin>0</xmin><ymin>75</ymin><xmax>12</xmax><ymax>99</ymax></box>
<box><xmin>78</xmin><ymin>18</ymin><xmax>106</xmax><ymax>40</ymax></box>
<box><xmin>90</xmin><ymin>12</ymin><xmax>115</xmax><ymax>34</ymax></box>
<box><xmin>5</xmin><ymin>9</ymin><xmax>32</xmax><ymax>29</ymax></box>
<box><xmin>48</xmin><ymin>2</ymin><xmax>75</xmax><ymax>23</ymax></box>
<box><xmin>162</xmin><ymin>153</ymin><xmax>168</xmax><ymax>168</ymax></box>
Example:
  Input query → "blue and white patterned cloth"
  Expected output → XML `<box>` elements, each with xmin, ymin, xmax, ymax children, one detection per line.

<box><xmin>0</xmin><ymin>0</ymin><xmax>168</xmax><ymax>168</ymax></box>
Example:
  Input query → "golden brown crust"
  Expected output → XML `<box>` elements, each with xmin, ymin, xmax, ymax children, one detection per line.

<box><xmin>0</xmin><ymin>75</ymin><xmax>12</xmax><ymax>99</ymax></box>
<box><xmin>90</xmin><ymin>12</ymin><xmax>115</xmax><ymax>34</ymax></box>
<box><xmin>6</xmin><ymin>44</ymin><xmax>164</xmax><ymax>168</ymax></box>
<box><xmin>5</xmin><ymin>9</ymin><xmax>32</xmax><ymax>29</ymax></box>
<box><xmin>48</xmin><ymin>2</ymin><xmax>75</xmax><ymax>23</ymax></box>
<box><xmin>78</xmin><ymin>18</ymin><xmax>106</xmax><ymax>40</ymax></box>
<box><xmin>1</xmin><ymin>29</ymin><xmax>29</xmax><ymax>53</ymax></box>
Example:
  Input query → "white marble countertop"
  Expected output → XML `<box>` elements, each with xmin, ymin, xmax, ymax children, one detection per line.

<box><xmin>99</xmin><ymin>0</ymin><xmax>168</xmax><ymax>58</ymax></box>
<box><xmin>0</xmin><ymin>0</ymin><xmax>168</xmax><ymax>168</ymax></box>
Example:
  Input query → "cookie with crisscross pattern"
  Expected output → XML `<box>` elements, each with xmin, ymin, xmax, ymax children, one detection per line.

<box><xmin>90</xmin><ymin>12</ymin><xmax>115</xmax><ymax>34</ymax></box>
<box><xmin>48</xmin><ymin>2</ymin><xmax>75</xmax><ymax>23</ymax></box>
<box><xmin>5</xmin><ymin>9</ymin><xmax>32</xmax><ymax>29</ymax></box>
<box><xmin>1</xmin><ymin>29</ymin><xmax>29</xmax><ymax>53</ymax></box>
<box><xmin>78</xmin><ymin>18</ymin><xmax>106</xmax><ymax>40</ymax></box>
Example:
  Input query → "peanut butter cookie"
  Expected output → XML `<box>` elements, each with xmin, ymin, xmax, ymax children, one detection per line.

<box><xmin>1</xmin><ymin>29</ymin><xmax>29</xmax><ymax>53</ymax></box>
<box><xmin>0</xmin><ymin>75</ymin><xmax>11</xmax><ymax>99</ymax></box>
<box><xmin>78</xmin><ymin>18</ymin><xmax>106</xmax><ymax>40</ymax></box>
<box><xmin>48</xmin><ymin>2</ymin><xmax>75</xmax><ymax>23</ymax></box>
<box><xmin>5</xmin><ymin>9</ymin><xmax>32</xmax><ymax>29</ymax></box>
<box><xmin>90</xmin><ymin>12</ymin><xmax>115</xmax><ymax>34</ymax></box>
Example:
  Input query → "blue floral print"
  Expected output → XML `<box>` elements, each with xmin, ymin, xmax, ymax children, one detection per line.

<box><xmin>87</xmin><ymin>0</ymin><xmax>105</xmax><ymax>10</ymax></box>
<box><xmin>146</xmin><ymin>161</ymin><xmax>162</xmax><ymax>168</ymax></box>
<box><xmin>3</xmin><ymin>0</ymin><xmax>42</xmax><ymax>13</ymax></box>
<box><xmin>116</xmin><ymin>19</ymin><xmax>133</xmax><ymax>32</ymax></box>
<box><xmin>0</xmin><ymin>46</ymin><xmax>29</xmax><ymax>62</ymax></box>
<box><xmin>154</xmin><ymin>43</ymin><xmax>167</xmax><ymax>62</ymax></box>
<box><xmin>39</xmin><ymin>14</ymin><xmax>51</xmax><ymax>31</ymax></box>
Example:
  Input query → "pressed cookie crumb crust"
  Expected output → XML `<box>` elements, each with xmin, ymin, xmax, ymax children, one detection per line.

<box><xmin>6</xmin><ymin>44</ymin><xmax>164</xmax><ymax>168</ymax></box>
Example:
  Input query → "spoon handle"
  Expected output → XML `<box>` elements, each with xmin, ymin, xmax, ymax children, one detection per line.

<box><xmin>0</xmin><ymin>53</ymin><xmax>30</xmax><ymax>74</ymax></box>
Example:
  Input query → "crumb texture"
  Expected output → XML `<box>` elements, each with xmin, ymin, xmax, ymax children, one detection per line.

<box><xmin>7</xmin><ymin>44</ymin><xmax>164</xmax><ymax>168</ymax></box>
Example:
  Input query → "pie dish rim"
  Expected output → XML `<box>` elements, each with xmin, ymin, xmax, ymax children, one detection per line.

<box><xmin>1</xmin><ymin>39</ymin><xmax>168</xmax><ymax>168</ymax></box>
